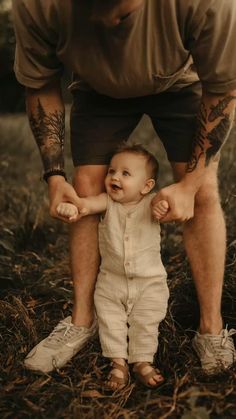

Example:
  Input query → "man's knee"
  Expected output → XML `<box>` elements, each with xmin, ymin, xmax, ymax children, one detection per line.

<box><xmin>195</xmin><ymin>176</ymin><xmax>221</xmax><ymax>211</ymax></box>
<box><xmin>73</xmin><ymin>165</ymin><xmax>108</xmax><ymax>196</ymax></box>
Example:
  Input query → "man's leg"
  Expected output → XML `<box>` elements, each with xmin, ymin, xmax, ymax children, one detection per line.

<box><xmin>70</xmin><ymin>165</ymin><xmax>108</xmax><ymax>327</ymax></box>
<box><xmin>171</xmin><ymin>160</ymin><xmax>235</xmax><ymax>371</ymax></box>
<box><xmin>148</xmin><ymin>81</ymin><xmax>235</xmax><ymax>370</ymax></box>
<box><xmin>171</xmin><ymin>160</ymin><xmax>224</xmax><ymax>334</ymax></box>
<box><xmin>24</xmin><ymin>165</ymin><xmax>107</xmax><ymax>373</ymax></box>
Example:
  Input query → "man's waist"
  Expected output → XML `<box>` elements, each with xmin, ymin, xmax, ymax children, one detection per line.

<box><xmin>68</xmin><ymin>61</ymin><xmax>199</xmax><ymax>98</ymax></box>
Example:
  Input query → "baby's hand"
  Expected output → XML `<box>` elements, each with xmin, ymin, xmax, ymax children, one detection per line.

<box><xmin>57</xmin><ymin>202</ymin><xmax>79</xmax><ymax>221</ymax></box>
<box><xmin>152</xmin><ymin>199</ymin><xmax>169</xmax><ymax>220</ymax></box>
<box><xmin>57</xmin><ymin>202</ymin><xmax>89</xmax><ymax>222</ymax></box>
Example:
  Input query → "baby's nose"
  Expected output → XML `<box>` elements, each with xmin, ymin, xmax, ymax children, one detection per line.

<box><xmin>111</xmin><ymin>172</ymin><xmax>119</xmax><ymax>180</ymax></box>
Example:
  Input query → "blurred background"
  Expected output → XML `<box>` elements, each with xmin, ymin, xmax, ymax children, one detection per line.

<box><xmin>0</xmin><ymin>0</ymin><xmax>25</xmax><ymax>113</ymax></box>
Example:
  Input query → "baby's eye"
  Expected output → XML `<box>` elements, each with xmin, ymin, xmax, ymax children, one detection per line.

<box><xmin>108</xmin><ymin>168</ymin><xmax>115</xmax><ymax>175</ymax></box>
<box><xmin>122</xmin><ymin>170</ymin><xmax>130</xmax><ymax>176</ymax></box>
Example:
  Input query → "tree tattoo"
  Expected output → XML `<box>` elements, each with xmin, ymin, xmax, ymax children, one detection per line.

<box><xmin>187</xmin><ymin>94</ymin><xmax>235</xmax><ymax>173</ymax></box>
<box><xmin>29</xmin><ymin>99</ymin><xmax>65</xmax><ymax>172</ymax></box>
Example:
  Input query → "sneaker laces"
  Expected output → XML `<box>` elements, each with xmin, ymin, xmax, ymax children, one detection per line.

<box><xmin>221</xmin><ymin>326</ymin><xmax>236</xmax><ymax>347</ymax></box>
<box><xmin>204</xmin><ymin>326</ymin><xmax>236</xmax><ymax>364</ymax></box>
<box><xmin>46</xmin><ymin>320</ymin><xmax>82</xmax><ymax>346</ymax></box>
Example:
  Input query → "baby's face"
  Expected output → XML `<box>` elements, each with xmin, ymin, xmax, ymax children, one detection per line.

<box><xmin>105</xmin><ymin>152</ymin><xmax>151</xmax><ymax>205</ymax></box>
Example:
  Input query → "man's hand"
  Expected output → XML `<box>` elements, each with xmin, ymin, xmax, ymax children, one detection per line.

<box><xmin>151</xmin><ymin>181</ymin><xmax>196</xmax><ymax>223</ymax></box>
<box><xmin>47</xmin><ymin>176</ymin><xmax>87</xmax><ymax>223</ymax></box>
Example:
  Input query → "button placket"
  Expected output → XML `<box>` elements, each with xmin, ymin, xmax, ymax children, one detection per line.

<box><xmin>126</xmin><ymin>271</ymin><xmax>136</xmax><ymax>315</ymax></box>
<box><xmin>124</xmin><ymin>214</ymin><xmax>133</xmax><ymax>278</ymax></box>
<box><xmin>127</xmin><ymin>274</ymin><xmax>136</xmax><ymax>312</ymax></box>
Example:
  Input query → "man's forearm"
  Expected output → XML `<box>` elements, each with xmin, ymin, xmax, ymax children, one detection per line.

<box><xmin>26</xmin><ymin>80</ymin><xmax>65</xmax><ymax>175</ymax></box>
<box><xmin>152</xmin><ymin>90</ymin><xmax>236</xmax><ymax>222</ymax></box>
<box><xmin>187</xmin><ymin>90</ymin><xmax>236</xmax><ymax>174</ymax></box>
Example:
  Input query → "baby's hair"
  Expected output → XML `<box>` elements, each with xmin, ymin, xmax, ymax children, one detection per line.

<box><xmin>114</xmin><ymin>143</ymin><xmax>159</xmax><ymax>181</ymax></box>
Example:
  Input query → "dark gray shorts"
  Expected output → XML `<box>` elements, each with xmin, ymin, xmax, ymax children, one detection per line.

<box><xmin>70</xmin><ymin>82</ymin><xmax>201</xmax><ymax>166</ymax></box>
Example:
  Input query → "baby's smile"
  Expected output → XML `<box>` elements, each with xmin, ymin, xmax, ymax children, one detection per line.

<box><xmin>111</xmin><ymin>183</ymin><xmax>122</xmax><ymax>191</ymax></box>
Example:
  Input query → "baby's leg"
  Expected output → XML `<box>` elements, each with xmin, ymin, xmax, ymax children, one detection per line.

<box><xmin>128</xmin><ymin>277</ymin><xmax>169</xmax><ymax>387</ymax></box>
<box><xmin>94</xmin><ymin>273</ymin><xmax>129</xmax><ymax>389</ymax></box>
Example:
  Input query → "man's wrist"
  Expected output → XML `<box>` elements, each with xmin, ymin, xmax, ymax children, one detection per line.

<box><xmin>43</xmin><ymin>169</ymin><xmax>67</xmax><ymax>183</ymax></box>
<box><xmin>180</xmin><ymin>174</ymin><xmax>202</xmax><ymax>194</ymax></box>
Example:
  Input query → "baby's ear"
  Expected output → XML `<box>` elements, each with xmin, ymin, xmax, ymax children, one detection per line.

<box><xmin>141</xmin><ymin>178</ymin><xmax>155</xmax><ymax>195</ymax></box>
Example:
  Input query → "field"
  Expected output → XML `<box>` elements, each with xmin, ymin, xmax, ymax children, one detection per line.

<box><xmin>0</xmin><ymin>111</ymin><xmax>235</xmax><ymax>418</ymax></box>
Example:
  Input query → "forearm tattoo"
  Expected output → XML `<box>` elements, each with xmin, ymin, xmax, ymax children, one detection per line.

<box><xmin>29</xmin><ymin>99</ymin><xmax>65</xmax><ymax>172</ymax></box>
<box><xmin>186</xmin><ymin>102</ymin><xmax>206</xmax><ymax>172</ymax></box>
<box><xmin>187</xmin><ymin>94</ymin><xmax>236</xmax><ymax>173</ymax></box>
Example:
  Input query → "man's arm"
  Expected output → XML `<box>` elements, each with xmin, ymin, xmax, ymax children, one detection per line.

<box><xmin>26</xmin><ymin>79</ymin><xmax>82</xmax><ymax>221</ymax></box>
<box><xmin>186</xmin><ymin>90</ymin><xmax>236</xmax><ymax>175</ymax></box>
<box><xmin>152</xmin><ymin>90</ymin><xmax>236</xmax><ymax>222</ymax></box>
<box><xmin>26</xmin><ymin>79</ymin><xmax>65</xmax><ymax>176</ymax></box>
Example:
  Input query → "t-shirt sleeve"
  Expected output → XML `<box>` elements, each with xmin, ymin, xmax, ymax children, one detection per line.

<box><xmin>12</xmin><ymin>0</ymin><xmax>64</xmax><ymax>88</ymax></box>
<box><xmin>187</xmin><ymin>0</ymin><xmax>236</xmax><ymax>93</ymax></box>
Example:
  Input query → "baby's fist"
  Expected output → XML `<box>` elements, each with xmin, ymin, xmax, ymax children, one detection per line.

<box><xmin>152</xmin><ymin>199</ymin><xmax>169</xmax><ymax>220</ymax></box>
<box><xmin>57</xmin><ymin>202</ymin><xmax>78</xmax><ymax>221</ymax></box>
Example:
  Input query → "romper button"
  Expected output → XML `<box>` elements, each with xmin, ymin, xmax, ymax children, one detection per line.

<box><xmin>125</xmin><ymin>236</ymin><xmax>129</xmax><ymax>241</ymax></box>
<box><xmin>129</xmin><ymin>276</ymin><xmax>133</xmax><ymax>280</ymax></box>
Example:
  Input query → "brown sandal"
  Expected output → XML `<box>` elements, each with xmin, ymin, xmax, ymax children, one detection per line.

<box><xmin>105</xmin><ymin>361</ymin><xmax>130</xmax><ymax>390</ymax></box>
<box><xmin>133</xmin><ymin>362</ymin><xmax>165</xmax><ymax>388</ymax></box>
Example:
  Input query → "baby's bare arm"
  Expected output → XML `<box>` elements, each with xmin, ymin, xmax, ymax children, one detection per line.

<box><xmin>57</xmin><ymin>193</ymin><xmax>108</xmax><ymax>221</ymax></box>
<box><xmin>81</xmin><ymin>193</ymin><xmax>108</xmax><ymax>214</ymax></box>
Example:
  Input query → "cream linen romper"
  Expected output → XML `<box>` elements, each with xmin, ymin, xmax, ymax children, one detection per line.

<box><xmin>94</xmin><ymin>193</ymin><xmax>169</xmax><ymax>364</ymax></box>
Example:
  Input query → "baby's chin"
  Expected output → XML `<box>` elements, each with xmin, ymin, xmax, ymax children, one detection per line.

<box><xmin>107</xmin><ymin>191</ymin><xmax>123</xmax><ymax>202</ymax></box>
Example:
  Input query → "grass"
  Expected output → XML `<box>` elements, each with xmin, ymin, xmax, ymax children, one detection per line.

<box><xmin>0</xmin><ymin>111</ymin><xmax>235</xmax><ymax>418</ymax></box>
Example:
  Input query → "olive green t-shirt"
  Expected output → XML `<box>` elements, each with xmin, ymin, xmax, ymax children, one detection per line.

<box><xmin>12</xmin><ymin>0</ymin><xmax>236</xmax><ymax>97</ymax></box>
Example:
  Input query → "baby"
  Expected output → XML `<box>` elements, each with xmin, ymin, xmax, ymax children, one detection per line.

<box><xmin>57</xmin><ymin>144</ymin><xmax>169</xmax><ymax>389</ymax></box>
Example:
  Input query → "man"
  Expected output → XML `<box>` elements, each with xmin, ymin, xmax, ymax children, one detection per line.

<box><xmin>12</xmin><ymin>0</ymin><xmax>236</xmax><ymax>374</ymax></box>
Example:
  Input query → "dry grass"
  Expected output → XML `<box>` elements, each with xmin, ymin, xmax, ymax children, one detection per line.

<box><xmin>0</xmin><ymin>112</ymin><xmax>235</xmax><ymax>418</ymax></box>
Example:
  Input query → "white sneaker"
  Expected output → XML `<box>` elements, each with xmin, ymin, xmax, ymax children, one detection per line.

<box><xmin>24</xmin><ymin>316</ymin><xmax>97</xmax><ymax>373</ymax></box>
<box><xmin>192</xmin><ymin>327</ymin><xmax>236</xmax><ymax>373</ymax></box>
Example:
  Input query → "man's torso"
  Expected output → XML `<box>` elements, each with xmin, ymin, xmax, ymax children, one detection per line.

<box><xmin>13</xmin><ymin>0</ymin><xmax>236</xmax><ymax>96</ymax></box>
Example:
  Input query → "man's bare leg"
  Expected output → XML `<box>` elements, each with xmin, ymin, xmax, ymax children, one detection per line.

<box><xmin>23</xmin><ymin>165</ymin><xmax>107</xmax><ymax>372</ymax></box>
<box><xmin>171</xmin><ymin>161</ymin><xmax>224</xmax><ymax>334</ymax></box>
<box><xmin>70</xmin><ymin>165</ymin><xmax>108</xmax><ymax>327</ymax></box>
